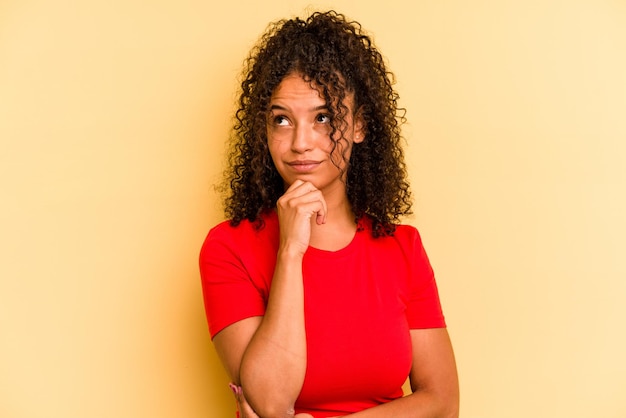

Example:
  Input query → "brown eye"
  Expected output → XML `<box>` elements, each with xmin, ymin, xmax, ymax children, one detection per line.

<box><xmin>316</xmin><ymin>114</ymin><xmax>331</xmax><ymax>124</ymax></box>
<box><xmin>273</xmin><ymin>115</ymin><xmax>289</xmax><ymax>126</ymax></box>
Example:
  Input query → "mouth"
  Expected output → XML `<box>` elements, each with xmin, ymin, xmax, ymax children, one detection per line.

<box><xmin>286</xmin><ymin>160</ymin><xmax>322</xmax><ymax>172</ymax></box>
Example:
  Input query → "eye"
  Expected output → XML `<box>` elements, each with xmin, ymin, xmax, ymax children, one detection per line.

<box><xmin>316</xmin><ymin>113</ymin><xmax>331</xmax><ymax>124</ymax></box>
<box><xmin>272</xmin><ymin>115</ymin><xmax>290</xmax><ymax>126</ymax></box>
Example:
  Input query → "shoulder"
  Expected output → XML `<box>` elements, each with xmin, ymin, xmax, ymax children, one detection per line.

<box><xmin>361</xmin><ymin>219</ymin><xmax>432</xmax><ymax>270</ymax></box>
<box><xmin>200</xmin><ymin>211</ymin><xmax>279</xmax><ymax>258</ymax></box>
<box><xmin>358</xmin><ymin>216</ymin><xmax>423</xmax><ymax>246</ymax></box>
<box><xmin>393</xmin><ymin>223</ymin><xmax>424</xmax><ymax>245</ymax></box>
<box><xmin>207</xmin><ymin>211</ymin><xmax>278</xmax><ymax>240</ymax></box>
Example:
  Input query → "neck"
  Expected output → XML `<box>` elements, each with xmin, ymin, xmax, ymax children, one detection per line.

<box><xmin>308</xmin><ymin>186</ymin><xmax>357</xmax><ymax>251</ymax></box>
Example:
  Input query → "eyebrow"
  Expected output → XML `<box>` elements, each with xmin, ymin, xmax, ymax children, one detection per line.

<box><xmin>269</xmin><ymin>104</ymin><xmax>329</xmax><ymax>112</ymax></box>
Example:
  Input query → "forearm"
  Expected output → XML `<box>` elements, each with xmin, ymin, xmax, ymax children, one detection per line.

<box><xmin>344</xmin><ymin>390</ymin><xmax>458</xmax><ymax>418</ymax></box>
<box><xmin>240</xmin><ymin>249</ymin><xmax>307</xmax><ymax>417</ymax></box>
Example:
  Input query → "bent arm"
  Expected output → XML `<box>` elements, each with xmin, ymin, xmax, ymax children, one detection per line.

<box><xmin>240</xmin><ymin>249</ymin><xmax>308</xmax><ymax>416</ymax></box>
<box><xmin>213</xmin><ymin>249</ymin><xmax>307</xmax><ymax>418</ymax></box>
<box><xmin>345</xmin><ymin>328</ymin><xmax>459</xmax><ymax>418</ymax></box>
<box><xmin>211</xmin><ymin>181</ymin><xmax>328</xmax><ymax>417</ymax></box>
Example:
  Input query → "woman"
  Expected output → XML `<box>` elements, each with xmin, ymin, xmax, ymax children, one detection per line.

<box><xmin>200</xmin><ymin>11</ymin><xmax>459</xmax><ymax>418</ymax></box>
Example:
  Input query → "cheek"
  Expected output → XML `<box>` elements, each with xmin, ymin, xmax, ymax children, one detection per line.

<box><xmin>267</xmin><ymin>127</ymin><xmax>289</xmax><ymax>145</ymax></box>
<box><xmin>266</xmin><ymin>137</ymin><xmax>286</xmax><ymax>168</ymax></box>
<box><xmin>330</xmin><ymin>139</ymin><xmax>352</xmax><ymax>165</ymax></box>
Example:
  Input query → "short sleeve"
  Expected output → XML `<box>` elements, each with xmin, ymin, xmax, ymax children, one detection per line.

<box><xmin>406</xmin><ymin>229</ymin><xmax>446</xmax><ymax>329</ymax></box>
<box><xmin>199</xmin><ymin>222</ymin><xmax>267</xmax><ymax>339</ymax></box>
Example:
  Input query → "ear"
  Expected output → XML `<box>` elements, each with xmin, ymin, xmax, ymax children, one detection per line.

<box><xmin>353</xmin><ymin>108</ymin><xmax>366</xmax><ymax>144</ymax></box>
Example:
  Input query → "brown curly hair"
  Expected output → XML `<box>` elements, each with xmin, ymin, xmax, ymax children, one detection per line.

<box><xmin>221</xmin><ymin>10</ymin><xmax>412</xmax><ymax>237</ymax></box>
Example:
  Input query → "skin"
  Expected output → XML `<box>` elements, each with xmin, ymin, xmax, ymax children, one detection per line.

<box><xmin>213</xmin><ymin>73</ymin><xmax>459</xmax><ymax>418</ymax></box>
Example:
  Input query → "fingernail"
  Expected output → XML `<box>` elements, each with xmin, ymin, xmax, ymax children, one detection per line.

<box><xmin>228</xmin><ymin>383</ymin><xmax>238</xmax><ymax>395</ymax></box>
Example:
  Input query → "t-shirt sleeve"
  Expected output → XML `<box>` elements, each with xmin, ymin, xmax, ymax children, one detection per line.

<box><xmin>199</xmin><ymin>224</ymin><xmax>266</xmax><ymax>339</ymax></box>
<box><xmin>406</xmin><ymin>229</ymin><xmax>447</xmax><ymax>329</ymax></box>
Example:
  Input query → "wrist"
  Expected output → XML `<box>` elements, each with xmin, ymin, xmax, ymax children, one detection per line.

<box><xmin>277</xmin><ymin>242</ymin><xmax>307</xmax><ymax>260</ymax></box>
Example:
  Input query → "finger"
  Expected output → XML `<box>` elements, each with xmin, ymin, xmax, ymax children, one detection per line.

<box><xmin>279</xmin><ymin>187</ymin><xmax>326</xmax><ymax>216</ymax></box>
<box><xmin>283</xmin><ymin>179</ymin><xmax>306</xmax><ymax>193</ymax></box>
<box><xmin>317</xmin><ymin>194</ymin><xmax>327</xmax><ymax>225</ymax></box>
<box><xmin>282</xmin><ymin>180</ymin><xmax>318</xmax><ymax>199</ymax></box>
<box><xmin>232</xmin><ymin>386</ymin><xmax>261</xmax><ymax>418</ymax></box>
<box><xmin>291</xmin><ymin>187</ymin><xmax>326</xmax><ymax>225</ymax></box>
<box><xmin>278</xmin><ymin>181</ymin><xmax>327</xmax><ymax>226</ymax></box>
<box><xmin>284</xmin><ymin>194</ymin><xmax>327</xmax><ymax>225</ymax></box>
<box><xmin>238</xmin><ymin>398</ymin><xmax>259</xmax><ymax>418</ymax></box>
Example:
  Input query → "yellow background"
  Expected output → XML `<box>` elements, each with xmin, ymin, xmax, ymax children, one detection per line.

<box><xmin>1</xmin><ymin>1</ymin><xmax>625</xmax><ymax>417</ymax></box>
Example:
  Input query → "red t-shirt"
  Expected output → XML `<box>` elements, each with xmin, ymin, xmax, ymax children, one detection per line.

<box><xmin>199</xmin><ymin>211</ymin><xmax>446</xmax><ymax>417</ymax></box>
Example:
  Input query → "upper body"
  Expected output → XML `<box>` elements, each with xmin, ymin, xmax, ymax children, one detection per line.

<box><xmin>200</xmin><ymin>10</ymin><xmax>459</xmax><ymax>418</ymax></box>
<box><xmin>200</xmin><ymin>211</ymin><xmax>446</xmax><ymax>417</ymax></box>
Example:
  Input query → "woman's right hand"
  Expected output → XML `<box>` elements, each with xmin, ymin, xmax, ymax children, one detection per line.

<box><xmin>276</xmin><ymin>180</ymin><xmax>327</xmax><ymax>256</ymax></box>
<box><xmin>230</xmin><ymin>384</ymin><xmax>260</xmax><ymax>418</ymax></box>
<box><xmin>233</xmin><ymin>384</ymin><xmax>314</xmax><ymax>418</ymax></box>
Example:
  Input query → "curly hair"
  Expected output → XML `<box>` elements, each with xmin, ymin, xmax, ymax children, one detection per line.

<box><xmin>221</xmin><ymin>10</ymin><xmax>412</xmax><ymax>237</ymax></box>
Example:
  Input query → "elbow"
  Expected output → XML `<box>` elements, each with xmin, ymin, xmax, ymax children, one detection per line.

<box><xmin>429</xmin><ymin>396</ymin><xmax>458</xmax><ymax>418</ymax></box>
<box><xmin>264</xmin><ymin>408</ymin><xmax>295</xmax><ymax>418</ymax></box>
<box><xmin>243</xmin><ymin>391</ymin><xmax>295</xmax><ymax>418</ymax></box>
<box><xmin>239</xmin><ymin>369</ymin><xmax>301</xmax><ymax>418</ymax></box>
<box><xmin>412</xmin><ymin>385</ymin><xmax>459</xmax><ymax>418</ymax></box>
<box><xmin>247</xmin><ymin>402</ymin><xmax>295</xmax><ymax>418</ymax></box>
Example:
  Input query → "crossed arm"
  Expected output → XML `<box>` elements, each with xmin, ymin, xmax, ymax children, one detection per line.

<box><xmin>214</xmin><ymin>250</ymin><xmax>308</xmax><ymax>418</ymax></box>
<box><xmin>214</xmin><ymin>317</ymin><xmax>459</xmax><ymax>418</ymax></box>
<box><xmin>211</xmin><ymin>180</ymin><xmax>459</xmax><ymax>417</ymax></box>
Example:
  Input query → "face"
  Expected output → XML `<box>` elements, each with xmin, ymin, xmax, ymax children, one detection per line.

<box><xmin>266</xmin><ymin>73</ymin><xmax>364</xmax><ymax>194</ymax></box>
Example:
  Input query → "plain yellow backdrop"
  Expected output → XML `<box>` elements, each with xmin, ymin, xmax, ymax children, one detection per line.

<box><xmin>1</xmin><ymin>1</ymin><xmax>625</xmax><ymax>417</ymax></box>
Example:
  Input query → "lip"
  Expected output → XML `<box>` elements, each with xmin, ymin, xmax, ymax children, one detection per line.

<box><xmin>286</xmin><ymin>160</ymin><xmax>322</xmax><ymax>172</ymax></box>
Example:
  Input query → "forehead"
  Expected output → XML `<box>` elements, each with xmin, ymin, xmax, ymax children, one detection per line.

<box><xmin>270</xmin><ymin>74</ymin><xmax>323</xmax><ymax>102</ymax></box>
<box><xmin>270</xmin><ymin>73</ymin><xmax>354</xmax><ymax>109</ymax></box>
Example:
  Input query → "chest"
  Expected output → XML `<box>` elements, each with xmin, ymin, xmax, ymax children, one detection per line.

<box><xmin>296</xmin><ymin>245</ymin><xmax>412</xmax><ymax>411</ymax></box>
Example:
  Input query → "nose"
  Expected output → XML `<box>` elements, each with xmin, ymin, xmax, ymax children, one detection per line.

<box><xmin>291</xmin><ymin>123</ymin><xmax>314</xmax><ymax>153</ymax></box>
